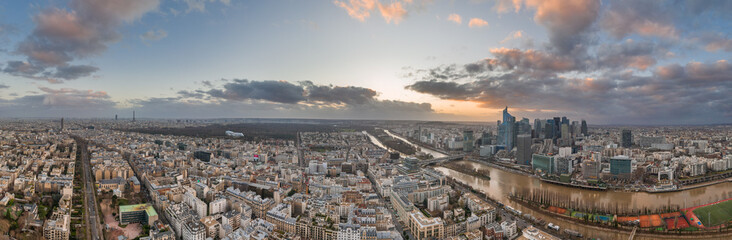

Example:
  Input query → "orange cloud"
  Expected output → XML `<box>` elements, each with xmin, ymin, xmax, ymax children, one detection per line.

<box><xmin>447</xmin><ymin>13</ymin><xmax>462</xmax><ymax>24</ymax></box>
<box><xmin>494</xmin><ymin>0</ymin><xmax>523</xmax><ymax>13</ymax></box>
<box><xmin>378</xmin><ymin>1</ymin><xmax>407</xmax><ymax>24</ymax></box>
<box><xmin>633</xmin><ymin>20</ymin><xmax>677</xmax><ymax>39</ymax></box>
<box><xmin>468</xmin><ymin>18</ymin><xmax>488</xmax><ymax>28</ymax></box>
<box><xmin>333</xmin><ymin>0</ymin><xmax>377</xmax><ymax>22</ymax></box>
<box><xmin>626</xmin><ymin>56</ymin><xmax>655</xmax><ymax>70</ymax></box>
<box><xmin>500</xmin><ymin>30</ymin><xmax>524</xmax><ymax>43</ymax></box>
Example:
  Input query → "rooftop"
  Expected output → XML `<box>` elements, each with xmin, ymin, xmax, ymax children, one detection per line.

<box><xmin>119</xmin><ymin>203</ymin><xmax>158</xmax><ymax>217</ymax></box>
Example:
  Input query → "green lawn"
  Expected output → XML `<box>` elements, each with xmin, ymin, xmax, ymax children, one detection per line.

<box><xmin>693</xmin><ymin>200</ymin><xmax>732</xmax><ymax>227</ymax></box>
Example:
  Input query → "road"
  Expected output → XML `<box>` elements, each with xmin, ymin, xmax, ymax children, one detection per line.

<box><xmin>367</xmin><ymin>175</ymin><xmax>414</xmax><ymax>240</ymax></box>
<box><xmin>74</xmin><ymin>136</ymin><xmax>102</xmax><ymax>240</ymax></box>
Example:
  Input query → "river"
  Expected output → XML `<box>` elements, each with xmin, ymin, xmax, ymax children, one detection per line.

<box><xmin>436</xmin><ymin>161</ymin><xmax>732</xmax><ymax>239</ymax></box>
<box><xmin>383</xmin><ymin>129</ymin><xmax>448</xmax><ymax>158</ymax></box>
<box><xmin>363</xmin><ymin>130</ymin><xmax>388</xmax><ymax>150</ymax></box>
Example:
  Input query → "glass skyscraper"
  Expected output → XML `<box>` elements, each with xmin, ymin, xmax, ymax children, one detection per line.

<box><xmin>497</xmin><ymin>107</ymin><xmax>516</xmax><ymax>150</ymax></box>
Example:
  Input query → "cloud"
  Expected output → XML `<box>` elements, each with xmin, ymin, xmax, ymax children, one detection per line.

<box><xmin>0</xmin><ymin>79</ymin><xmax>438</xmax><ymax>120</ymax></box>
<box><xmin>468</xmin><ymin>18</ymin><xmax>488</xmax><ymax>28</ymax></box>
<box><xmin>180</xmin><ymin>0</ymin><xmax>229</xmax><ymax>13</ymax></box>
<box><xmin>140</xmin><ymin>29</ymin><xmax>168</xmax><ymax>42</ymax></box>
<box><xmin>694</xmin><ymin>32</ymin><xmax>732</xmax><ymax>52</ymax></box>
<box><xmin>488</xmin><ymin>47</ymin><xmax>579</xmax><ymax>72</ymax></box>
<box><xmin>494</xmin><ymin>0</ymin><xmax>522</xmax><ymax>13</ymax></box>
<box><xmin>334</xmin><ymin>0</ymin><xmax>377</xmax><ymax>22</ymax></box>
<box><xmin>52</xmin><ymin>65</ymin><xmax>100</xmax><ymax>80</ymax></box>
<box><xmin>3</xmin><ymin>0</ymin><xmax>159</xmax><ymax>82</ymax></box>
<box><xmin>0</xmin><ymin>86</ymin><xmax>116</xmax><ymax>117</ymax></box>
<box><xmin>334</xmin><ymin>0</ymin><xmax>423</xmax><ymax>24</ymax></box>
<box><xmin>500</xmin><ymin>30</ymin><xmax>524</xmax><ymax>43</ymax></box>
<box><xmin>128</xmin><ymin>96</ymin><xmax>435</xmax><ymax>120</ymax></box>
<box><xmin>494</xmin><ymin>0</ymin><xmax>600</xmax><ymax>54</ymax></box>
<box><xmin>0</xmin><ymin>84</ymin><xmax>8</xmax><ymax>89</ymax></box>
<box><xmin>447</xmin><ymin>13</ymin><xmax>462</xmax><ymax>24</ymax></box>
<box><xmin>300</xmin><ymin>81</ymin><xmax>378</xmax><ymax>105</ymax></box>
<box><xmin>594</xmin><ymin>39</ymin><xmax>668</xmax><ymax>70</ymax></box>
<box><xmin>405</xmin><ymin>53</ymin><xmax>732</xmax><ymax>124</ymax></box>
<box><xmin>207</xmin><ymin>79</ymin><xmax>306</xmax><ymax>104</ymax></box>
<box><xmin>600</xmin><ymin>0</ymin><xmax>677</xmax><ymax>39</ymax></box>
<box><xmin>378</xmin><ymin>2</ymin><xmax>407</xmax><ymax>24</ymax></box>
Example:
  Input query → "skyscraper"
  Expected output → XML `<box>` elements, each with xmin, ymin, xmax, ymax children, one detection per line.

<box><xmin>463</xmin><ymin>130</ymin><xmax>474</xmax><ymax>152</ymax></box>
<box><xmin>621</xmin><ymin>129</ymin><xmax>633</xmax><ymax>148</ymax></box>
<box><xmin>553</xmin><ymin>117</ymin><xmax>561</xmax><ymax>139</ymax></box>
<box><xmin>133</xmin><ymin>110</ymin><xmax>136</xmax><ymax>122</ymax></box>
<box><xmin>481</xmin><ymin>132</ymin><xmax>492</xmax><ymax>146</ymax></box>
<box><xmin>533</xmin><ymin>118</ymin><xmax>542</xmax><ymax>138</ymax></box>
<box><xmin>544</xmin><ymin>121</ymin><xmax>553</xmax><ymax>139</ymax></box>
<box><xmin>516</xmin><ymin>134</ymin><xmax>532</xmax><ymax>165</ymax></box>
<box><xmin>580</xmin><ymin>120</ymin><xmax>588</xmax><ymax>136</ymax></box>
<box><xmin>518</xmin><ymin>118</ymin><xmax>531</xmax><ymax>135</ymax></box>
<box><xmin>497</xmin><ymin>107</ymin><xmax>516</xmax><ymax>150</ymax></box>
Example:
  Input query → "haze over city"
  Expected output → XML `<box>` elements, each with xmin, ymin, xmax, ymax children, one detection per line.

<box><xmin>0</xmin><ymin>0</ymin><xmax>729</xmax><ymax>124</ymax></box>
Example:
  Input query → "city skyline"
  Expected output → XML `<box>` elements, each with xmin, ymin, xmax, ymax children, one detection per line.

<box><xmin>1</xmin><ymin>0</ymin><xmax>731</xmax><ymax>124</ymax></box>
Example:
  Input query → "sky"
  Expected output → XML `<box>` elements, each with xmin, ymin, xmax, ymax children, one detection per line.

<box><xmin>0</xmin><ymin>0</ymin><xmax>731</xmax><ymax>124</ymax></box>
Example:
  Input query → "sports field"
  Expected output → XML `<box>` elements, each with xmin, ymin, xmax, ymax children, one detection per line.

<box><xmin>692</xmin><ymin>199</ymin><xmax>732</xmax><ymax>227</ymax></box>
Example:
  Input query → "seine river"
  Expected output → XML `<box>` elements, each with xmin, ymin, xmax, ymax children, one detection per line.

<box><xmin>436</xmin><ymin>161</ymin><xmax>732</xmax><ymax>239</ymax></box>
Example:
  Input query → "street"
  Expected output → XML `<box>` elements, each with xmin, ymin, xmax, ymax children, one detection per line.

<box><xmin>73</xmin><ymin>136</ymin><xmax>102</xmax><ymax>240</ymax></box>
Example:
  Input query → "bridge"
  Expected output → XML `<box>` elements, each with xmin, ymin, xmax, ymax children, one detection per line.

<box><xmin>419</xmin><ymin>154</ymin><xmax>466</xmax><ymax>166</ymax></box>
<box><xmin>628</xmin><ymin>226</ymin><xmax>637</xmax><ymax>240</ymax></box>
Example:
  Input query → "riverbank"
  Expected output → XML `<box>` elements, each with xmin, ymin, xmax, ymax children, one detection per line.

<box><xmin>387</xmin><ymin>130</ymin><xmax>450</xmax><ymax>156</ymax></box>
<box><xmin>435</xmin><ymin>160</ymin><xmax>732</xmax><ymax>239</ymax></box>
<box><xmin>510</xmin><ymin>195</ymin><xmax>732</xmax><ymax>239</ymax></box>
<box><xmin>365</xmin><ymin>128</ymin><xmax>417</xmax><ymax>155</ymax></box>
<box><xmin>440</xmin><ymin>162</ymin><xmax>491</xmax><ymax>180</ymax></box>
<box><xmin>382</xmin><ymin>129</ymin><xmax>448</xmax><ymax>158</ymax></box>
<box><xmin>469</xmin><ymin>157</ymin><xmax>732</xmax><ymax>194</ymax></box>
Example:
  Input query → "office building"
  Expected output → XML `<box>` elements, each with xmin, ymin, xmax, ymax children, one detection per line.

<box><xmin>119</xmin><ymin>203</ymin><xmax>158</xmax><ymax>225</ymax></box>
<box><xmin>582</xmin><ymin>160</ymin><xmax>600</xmax><ymax>180</ymax></box>
<box><xmin>516</xmin><ymin>134</ymin><xmax>532</xmax><ymax>165</ymax></box>
<box><xmin>621</xmin><ymin>129</ymin><xmax>633</xmax><ymax>148</ymax></box>
<box><xmin>555</xmin><ymin>157</ymin><xmax>573</xmax><ymax>175</ymax></box>
<box><xmin>463</xmin><ymin>130</ymin><xmax>474</xmax><ymax>152</ymax></box>
<box><xmin>193</xmin><ymin>151</ymin><xmax>212</xmax><ymax>162</ymax></box>
<box><xmin>580</xmin><ymin>120</ymin><xmax>588</xmax><ymax>136</ymax></box>
<box><xmin>531</xmin><ymin>154</ymin><xmax>555</xmax><ymax>175</ymax></box>
<box><xmin>481</xmin><ymin>132</ymin><xmax>492</xmax><ymax>146</ymax></box>
<box><xmin>518</xmin><ymin>118</ymin><xmax>531</xmax><ymax>135</ymax></box>
<box><xmin>561</xmin><ymin>124</ymin><xmax>570</xmax><ymax>140</ymax></box>
<box><xmin>497</xmin><ymin>107</ymin><xmax>516</xmax><ymax>150</ymax></box>
<box><xmin>544</xmin><ymin>121</ymin><xmax>554</xmax><ymax>139</ymax></box>
<box><xmin>610</xmin><ymin>155</ymin><xmax>632</xmax><ymax>179</ymax></box>
<box><xmin>533</xmin><ymin>118</ymin><xmax>543</xmax><ymax>138</ymax></box>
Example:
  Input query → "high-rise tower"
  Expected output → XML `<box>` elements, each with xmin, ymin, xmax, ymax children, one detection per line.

<box><xmin>516</xmin><ymin>134</ymin><xmax>532</xmax><ymax>165</ymax></box>
<box><xmin>497</xmin><ymin>107</ymin><xmax>516</xmax><ymax>150</ymax></box>
<box><xmin>621</xmin><ymin>129</ymin><xmax>633</xmax><ymax>148</ymax></box>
